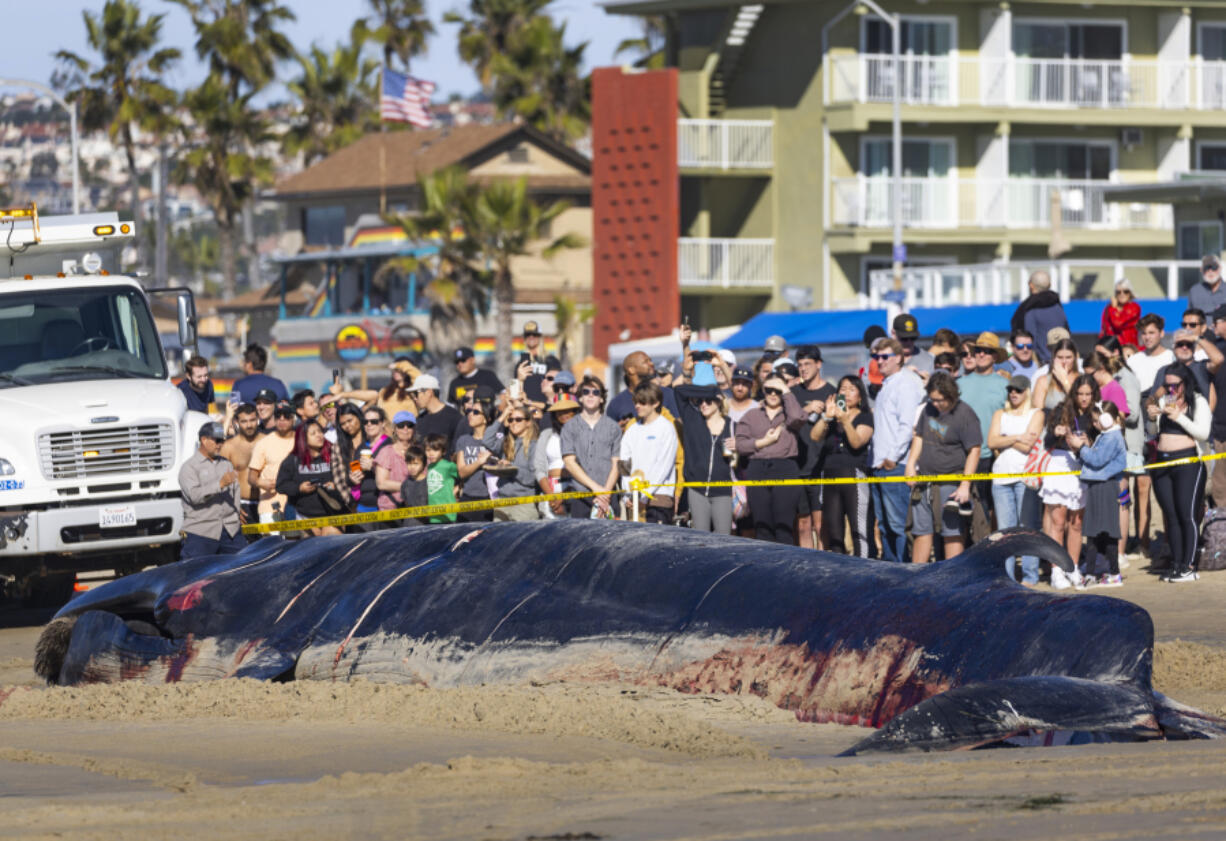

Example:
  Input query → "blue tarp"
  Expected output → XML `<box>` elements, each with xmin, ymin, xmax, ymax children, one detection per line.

<box><xmin>720</xmin><ymin>299</ymin><xmax>1191</xmax><ymax>350</ymax></box>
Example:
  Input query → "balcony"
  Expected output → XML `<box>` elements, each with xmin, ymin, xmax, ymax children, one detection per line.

<box><xmin>829</xmin><ymin>176</ymin><xmax>1172</xmax><ymax>231</ymax></box>
<box><xmin>678</xmin><ymin>119</ymin><xmax>773</xmax><ymax>171</ymax></box>
<box><xmin>825</xmin><ymin>54</ymin><xmax>1226</xmax><ymax>111</ymax></box>
<box><xmin>678</xmin><ymin>237</ymin><xmax>774</xmax><ymax>289</ymax></box>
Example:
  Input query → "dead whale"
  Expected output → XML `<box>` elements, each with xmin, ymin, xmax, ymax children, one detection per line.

<box><xmin>30</xmin><ymin>521</ymin><xmax>1226</xmax><ymax>752</ymax></box>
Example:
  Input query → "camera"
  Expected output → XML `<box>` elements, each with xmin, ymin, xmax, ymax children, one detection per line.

<box><xmin>691</xmin><ymin>350</ymin><xmax>712</xmax><ymax>362</ymax></box>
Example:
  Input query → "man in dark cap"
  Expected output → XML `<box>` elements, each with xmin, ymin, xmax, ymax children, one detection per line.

<box><xmin>518</xmin><ymin>320</ymin><xmax>561</xmax><ymax>376</ymax></box>
<box><xmin>793</xmin><ymin>345</ymin><xmax>836</xmax><ymax>549</ymax></box>
<box><xmin>178</xmin><ymin>421</ymin><xmax>243</xmax><ymax>560</ymax></box>
<box><xmin>891</xmin><ymin>313</ymin><xmax>933</xmax><ymax>376</ymax></box>
<box><xmin>447</xmin><ymin>346</ymin><xmax>504</xmax><ymax>407</ymax></box>
<box><xmin>253</xmin><ymin>388</ymin><xmax>278</xmax><ymax>433</ymax></box>
<box><xmin>727</xmin><ymin>366</ymin><xmax>757</xmax><ymax>423</ymax></box>
<box><xmin>1189</xmin><ymin>254</ymin><xmax>1226</xmax><ymax>316</ymax></box>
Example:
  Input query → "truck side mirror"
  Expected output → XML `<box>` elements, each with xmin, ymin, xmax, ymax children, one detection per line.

<box><xmin>177</xmin><ymin>293</ymin><xmax>197</xmax><ymax>348</ymax></box>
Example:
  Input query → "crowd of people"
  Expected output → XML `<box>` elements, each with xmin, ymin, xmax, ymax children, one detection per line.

<box><xmin>178</xmin><ymin>258</ymin><xmax>1226</xmax><ymax>586</ymax></box>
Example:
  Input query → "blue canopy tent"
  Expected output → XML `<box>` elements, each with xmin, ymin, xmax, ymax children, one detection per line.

<box><xmin>721</xmin><ymin>300</ymin><xmax>1191</xmax><ymax>350</ymax></box>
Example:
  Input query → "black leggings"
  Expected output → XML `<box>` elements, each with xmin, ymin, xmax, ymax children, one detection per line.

<box><xmin>1083</xmin><ymin>533</ymin><xmax>1119</xmax><ymax>577</ymax></box>
<box><xmin>820</xmin><ymin>469</ymin><xmax>872</xmax><ymax>557</ymax></box>
<box><xmin>746</xmin><ymin>458</ymin><xmax>801</xmax><ymax>544</ymax></box>
<box><xmin>1151</xmin><ymin>448</ymin><xmax>1207</xmax><ymax>574</ymax></box>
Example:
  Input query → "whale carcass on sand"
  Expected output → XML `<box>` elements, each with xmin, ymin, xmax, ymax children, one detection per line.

<box><xmin>29</xmin><ymin>522</ymin><xmax>1226</xmax><ymax>753</ymax></box>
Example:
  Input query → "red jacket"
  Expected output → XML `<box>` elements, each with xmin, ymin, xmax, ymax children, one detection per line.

<box><xmin>1100</xmin><ymin>301</ymin><xmax>1140</xmax><ymax>348</ymax></box>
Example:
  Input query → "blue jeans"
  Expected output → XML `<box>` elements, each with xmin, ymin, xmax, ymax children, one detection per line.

<box><xmin>181</xmin><ymin>527</ymin><xmax>247</xmax><ymax>561</ymax></box>
<box><xmin>872</xmin><ymin>463</ymin><xmax>910</xmax><ymax>563</ymax></box>
<box><xmin>991</xmin><ymin>482</ymin><xmax>1039</xmax><ymax>584</ymax></box>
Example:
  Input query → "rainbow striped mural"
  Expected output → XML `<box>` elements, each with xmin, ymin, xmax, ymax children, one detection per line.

<box><xmin>270</xmin><ymin>336</ymin><xmax>555</xmax><ymax>364</ymax></box>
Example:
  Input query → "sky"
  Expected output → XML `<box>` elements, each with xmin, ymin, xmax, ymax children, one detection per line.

<box><xmin>6</xmin><ymin>0</ymin><xmax>643</xmax><ymax>102</ymax></box>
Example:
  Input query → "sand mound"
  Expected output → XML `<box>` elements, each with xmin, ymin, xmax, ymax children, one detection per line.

<box><xmin>0</xmin><ymin>679</ymin><xmax>763</xmax><ymax>758</ymax></box>
<box><xmin>1153</xmin><ymin>640</ymin><xmax>1226</xmax><ymax>692</ymax></box>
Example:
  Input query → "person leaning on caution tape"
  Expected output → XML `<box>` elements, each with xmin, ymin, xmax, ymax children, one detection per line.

<box><xmin>178</xmin><ymin>421</ymin><xmax>245</xmax><ymax>561</ymax></box>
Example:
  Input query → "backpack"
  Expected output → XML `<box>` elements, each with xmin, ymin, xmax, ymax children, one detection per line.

<box><xmin>1198</xmin><ymin>508</ymin><xmax>1226</xmax><ymax>572</ymax></box>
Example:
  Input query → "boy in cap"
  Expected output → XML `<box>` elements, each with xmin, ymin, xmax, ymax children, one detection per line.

<box><xmin>179</xmin><ymin>421</ymin><xmax>244</xmax><ymax>560</ymax></box>
<box><xmin>892</xmin><ymin>314</ymin><xmax>934</xmax><ymax>376</ymax></box>
<box><xmin>447</xmin><ymin>346</ymin><xmax>504</xmax><ymax>407</ymax></box>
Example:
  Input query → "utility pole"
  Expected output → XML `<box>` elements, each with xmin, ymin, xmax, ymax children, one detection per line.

<box><xmin>155</xmin><ymin>141</ymin><xmax>169</xmax><ymax>287</ymax></box>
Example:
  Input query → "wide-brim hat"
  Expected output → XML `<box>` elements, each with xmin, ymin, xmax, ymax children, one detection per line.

<box><xmin>974</xmin><ymin>331</ymin><xmax>1008</xmax><ymax>363</ymax></box>
<box><xmin>548</xmin><ymin>397</ymin><xmax>580</xmax><ymax>412</ymax></box>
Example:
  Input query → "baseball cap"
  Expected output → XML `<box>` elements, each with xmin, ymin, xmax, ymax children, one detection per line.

<box><xmin>553</xmin><ymin>370</ymin><xmax>576</xmax><ymax>388</ymax></box>
<box><xmin>522</xmin><ymin>320</ymin><xmax>542</xmax><ymax>336</ymax></box>
<box><xmin>892</xmin><ymin>313</ymin><xmax>919</xmax><ymax>340</ymax></box>
<box><xmin>254</xmin><ymin>388</ymin><xmax>277</xmax><ymax>404</ymax></box>
<box><xmin>772</xmin><ymin>358</ymin><xmax>799</xmax><ymax>379</ymax></box>
<box><xmin>1046</xmin><ymin>326</ymin><xmax>1071</xmax><ymax>346</ymax></box>
<box><xmin>392</xmin><ymin>410</ymin><xmax>417</xmax><ymax>425</ymax></box>
<box><xmin>408</xmin><ymin>373</ymin><xmax>440</xmax><ymax>392</ymax></box>
<box><xmin>731</xmin><ymin>366</ymin><xmax>754</xmax><ymax>383</ymax></box>
<box><xmin>1008</xmin><ymin>374</ymin><xmax>1031</xmax><ymax>392</ymax></box>
<box><xmin>1204</xmin><ymin>254</ymin><xmax>1221</xmax><ymax>271</ymax></box>
<box><xmin>198</xmin><ymin>421</ymin><xmax>226</xmax><ymax>442</ymax></box>
<box><xmin>472</xmin><ymin>384</ymin><xmax>497</xmax><ymax>402</ymax></box>
<box><xmin>454</xmin><ymin>347</ymin><xmax>475</xmax><ymax>362</ymax></box>
<box><xmin>273</xmin><ymin>400</ymin><xmax>295</xmax><ymax>418</ymax></box>
<box><xmin>1213</xmin><ymin>303</ymin><xmax>1226</xmax><ymax>322</ymax></box>
<box><xmin>795</xmin><ymin>345</ymin><xmax>822</xmax><ymax>363</ymax></box>
<box><xmin>862</xmin><ymin>325</ymin><xmax>887</xmax><ymax>349</ymax></box>
<box><xmin>717</xmin><ymin>348</ymin><xmax>737</xmax><ymax>365</ymax></box>
<box><xmin>763</xmin><ymin>335</ymin><xmax>786</xmax><ymax>354</ymax></box>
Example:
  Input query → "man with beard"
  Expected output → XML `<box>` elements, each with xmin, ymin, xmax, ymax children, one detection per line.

<box><xmin>220</xmin><ymin>403</ymin><xmax>264</xmax><ymax>534</ymax></box>
<box><xmin>792</xmin><ymin>346</ymin><xmax>836</xmax><ymax>549</ymax></box>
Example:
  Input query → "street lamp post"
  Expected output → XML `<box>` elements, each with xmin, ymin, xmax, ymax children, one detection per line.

<box><xmin>0</xmin><ymin>78</ymin><xmax>80</xmax><ymax>214</ymax></box>
<box><xmin>822</xmin><ymin>1</ymin><xmax>904</xmax><ymax>300</ymax></box>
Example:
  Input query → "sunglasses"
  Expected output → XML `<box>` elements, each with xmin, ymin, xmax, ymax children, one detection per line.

<box><xmin>1182</xmin><ymin>322</ymin><xmax>1203</xmax><ymax>329</ymax></box>
<box><xmin>395</xmin><ymin>421</ymin><xmax>415</xmax><ymax>429</ymax></box>
<box><xmin>508</xmin><ymin>416</ymin><xmax>529</xmax><ymax>423</ymax></box>
<box><xmin>363</xmin><ymin>419</ymin><xmax>382</xmax><ymax>425</ymax></box>
<box><xmin>1006</xmin><ymin>386</ymin><xmax>1026</xmax><ymax>395</ymax></box>
<box><xmin>870</xmin><ymin>353</ymin><xmax>895</xmax><ymax>361</ymax></box>
<box><xmin>1166</xmin><ymin>383</ymin><xmax>1182</xmax><ymax>392</ymax></box>
<box><xmin>973</xmin><ymin>347</ymin><xmax>994</xmax><ymax>355</ymax></box>
<box><xmin>1014</xmin><ymin>342</ymin><xmax>1034</xmax><ymax>350</ymax></box>
<box><xmin>1176</xmin><ymin>341</ymin><xmax>1196</xmax><ymax>350</ymax></box>
<box><xmin>466</xmin><ymin>407</ymin><xmax>484</xmax><ymax>415</ymax></box>
<box><xmin>699</xmin><ymin>397</ymin><xmax>720</xmax><ymax>405</ymax></box>
<box><xmin>958</xmin><ymin>351</ymin><xmax>971</xmax><ymax>358</ymax></box>
<box><xmin>763</xmin><ymin>387</ymin><xmax>783</xmax><ymax>397</ymax></box>
<box><xmin>579</xmin><ymin>388</ymin><xmax>602</xmax><ymax>397</ymax></box>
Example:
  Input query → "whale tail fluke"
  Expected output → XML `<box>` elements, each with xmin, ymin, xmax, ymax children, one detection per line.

<box><xmin>839</xmin><ymin>676</ymin><xmax>1161</xmax><ymax>755</ymax></box>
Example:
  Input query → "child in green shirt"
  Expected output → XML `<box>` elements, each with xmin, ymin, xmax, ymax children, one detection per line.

<box><xmin>424</xmin><ymin>434</ymin><xmax>459</xmax><ymax>523</ymax></box>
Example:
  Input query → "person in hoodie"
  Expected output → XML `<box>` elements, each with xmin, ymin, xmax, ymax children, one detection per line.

<box><xmin>1068</xmin><ymin>401</ymin><xmax>1127</xmax><ymax>587</ymax></box>
<box><xmin>674</xmin><ymin>380</ymin><xmax>735</xmax><ymax>534</ymax></box>
<box><xmin>1010</xmin><ymin>270</ymin><xmax>1069</xmax><ymax>365</ymax></box>
<box><xmin>275</xmin><ymin>422</ymin><xmax>343</xmax><ymax>536</ymax></box>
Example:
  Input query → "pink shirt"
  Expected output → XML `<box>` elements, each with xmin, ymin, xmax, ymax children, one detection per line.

<box><xmin>374</xmin><ymin>444</ymin><xmax>409</xmax><ymax>510</ymax></box>
<box><xmin>1100</xmin><ymin>379</ymin><xmax>1129</xmax><ymax>416</ymax></box>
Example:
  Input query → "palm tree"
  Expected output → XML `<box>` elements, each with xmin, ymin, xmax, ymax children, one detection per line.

<box><xmin>466</xmin><ymin>177</ymin><xmax>585</xmax><ymax>381</ymax></box>
<box><xmin>54</xmin><ymin>0</ymin><xmax>180</xmax><ymax>265</ymax></box>
<box><xmin>488</xmin><ymin>17</ymin><xmax>590</xmax><ymax>143</ymax></box>
<box><xmin>174</xmin><ymin>74</ymin><xmax>275</xmax><ymax>300</ymax></box>
<box><xmin>285</xmin><ymin>22</ymin><xmax>379</xmax><ymax>167</ymax></box>
<box><xmin>169</xmin><ymin>0</ymin><xmax>296</xmax><ymax>98</ymax></box>
<box><xmin>445</xmin><ymin>0</ymin><xmax>553</xmax><ymax>88</ymax></box>
<box><xmin>553</xmin><ymin>293</ymin><xmax>595</xmax><ymax>368</ymax></box>
<box><xmin>614</xmin><ymin>15</ymin><xmax>667</xmax><ymax>69</ymax></box>
<box><xmin>367</xmin><ymin>0</ymin><xmax>435</xmax><ymax>72</ymax></box>
<box><xmin>382</xmin><ymin>167</ymin><xmax>490</xmax><ymax>360</ymax></box>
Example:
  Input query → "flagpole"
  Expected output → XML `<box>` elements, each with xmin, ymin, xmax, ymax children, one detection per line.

<box><xmin>380</xmin><ymin>64</ymin><xmax>387</xmax><ymax>215</ymax></box>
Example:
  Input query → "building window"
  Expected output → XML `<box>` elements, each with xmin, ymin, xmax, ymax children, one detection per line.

<box><xmin>1013</xmin><ymin>21</ymin><xmax>1123</xmax><ymax>59</ymax></box>
<box><xmin>862</xmin><ymin>138</ymin><xmax>953</xmax><ymax>177</ymax></box>
<box><xmin>1199</xmin><ymin>144</ymin><xmax>1226</xmax><ymax>172</ymax></box>
<box><xmin>507</xmin><ymin>145</ymin><xmax>529</xmax><ymax>163</ymax></box>
<box><xmin>1009</xmin><ymin>140</ymin><xmax>1113</xmax><ymax>180</ymax></box>
<box><xmin>303</xmin><ymin>206</ymin><xmax>346</xmax><ymax>246</ymax></box>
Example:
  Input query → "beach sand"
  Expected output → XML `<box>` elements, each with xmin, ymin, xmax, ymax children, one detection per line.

<box><xmin>3</xmin><ymin>564</ymin><xmax>1226</xmax><ymax>841</ymax></box>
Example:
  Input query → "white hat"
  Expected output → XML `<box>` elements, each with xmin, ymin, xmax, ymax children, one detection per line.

<box><xmin>717</xmin><ymin>348</ymin><xmax>737</xmax><ymax>365</ymax></box>
<box><xmin>408</xmin><ymin>373</ymin><xmax>440</xmax><ymax>392</ymax></box>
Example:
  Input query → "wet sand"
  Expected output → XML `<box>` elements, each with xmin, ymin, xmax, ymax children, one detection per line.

<box><xmin>3</xmin><ymin>565</ymin><xmax>1226</xmax><ymax>841</ymax></box>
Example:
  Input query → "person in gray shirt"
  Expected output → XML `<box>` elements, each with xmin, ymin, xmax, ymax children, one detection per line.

<box><xmin>1188</xmin><ymin>254</ymin><xmax>1226</xmax><ymax>317</ymax></box>
<box><xmin>179</xmin><ymin>421</ymin><xmax>244</xmax><ymax>560</ymax></box>
<box><xmin>562</xmin><ymin>375</ymin><xmax>622</xmax><ymax>519</ymax></box>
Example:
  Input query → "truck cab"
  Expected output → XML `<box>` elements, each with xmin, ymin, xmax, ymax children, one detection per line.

<box><xmin>0</xmin><ymin>207</ymin><xmax>200</xmax><ymax>599</ymax></box>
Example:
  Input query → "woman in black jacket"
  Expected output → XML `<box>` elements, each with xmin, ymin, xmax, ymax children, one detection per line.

<box><xmin>276</xmin><ymin>422</ymin><xmax>343</xmax><ymax>535</ymax></box>
<box><xmin>675</xmin><ymin>382</ymin><xmax>735</xmax><ymax>534</ymax></box>
<box><xmin>809</xmin><ymin>376</ymin><xmax>875</xmax><ymax>557</ymax></box>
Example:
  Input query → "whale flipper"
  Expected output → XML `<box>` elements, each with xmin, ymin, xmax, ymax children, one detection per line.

<box><xmin>840</xmin><ymin>676</ymin><xmax>1161</xmax><ymax>754</ymax></box>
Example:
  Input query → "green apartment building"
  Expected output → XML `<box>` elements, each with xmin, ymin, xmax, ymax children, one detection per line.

<box><xmin>603</xmin><ymin>0</ymin><xmax>1226</xmax><ymax>324</ymax></box>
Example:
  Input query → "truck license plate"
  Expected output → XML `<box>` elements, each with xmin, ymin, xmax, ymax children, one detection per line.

<box><xmin>99</xmin><ymin>505</ymin><xmax>137</xmax><ymax>529</ymax></box>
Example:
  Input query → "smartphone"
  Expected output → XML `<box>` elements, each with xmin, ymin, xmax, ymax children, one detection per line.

<box><xmin>692</xmin><ymin>350</ymin><xmax>712</xmax><ymax>362</ymax></box>
<box><xmin>510</xmin><ymin>381</ymin><xmax>522</xmax><ymax>400</ymax></box>
<box><xmin>836</xmin><ymin>394</ymin><xmax>846</xmax><ymax>411</ymax></box>
<box><xmin>683</xmin><ymin>314</ymin><xmax>690</xmax><ymax>328</ymax></box>
<box><xmin>332</xmin><ymin>368</ymin><xmax>340</xmax><ymax>384</ymax></box>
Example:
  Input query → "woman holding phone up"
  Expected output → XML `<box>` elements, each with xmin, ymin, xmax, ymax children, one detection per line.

<box><xmin>810</xmin><ymin>376</ymin><xmax>874</xmax><ymax>557</ymax></box>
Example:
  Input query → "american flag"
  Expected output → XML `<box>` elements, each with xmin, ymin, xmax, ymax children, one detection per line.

<box><xmin>381</xmin><ymin>67</ymin><xmax>436</xmax><ymax>128</ymax></box>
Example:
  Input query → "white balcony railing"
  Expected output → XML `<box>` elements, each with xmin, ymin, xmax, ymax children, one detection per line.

<box><xmin>678</xmin><ymin>237</ymin><xmax>774</xmax><ymax>288</ymax></box>
<box><xmin>678</xmin><ymin>119</ymin><xmax>773</xmax><ymax>170</ymax></box>
<box><xmin>830</xmin><ymin>176</ymin><xmax>1172</xmax><ymax>230</ymax></box>
<box><xmin>826</xmin><ymin>55</ymin><xmax>1226</xmax><ymax>111</ymax></box>
<box><xmin>865</xmin><ymin>259</ymin><xmax>1201</xmax><ymax>311</ymax></box>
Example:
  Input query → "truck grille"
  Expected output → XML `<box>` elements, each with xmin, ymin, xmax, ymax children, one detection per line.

<box><xmin>38</xmin><ymin>423</ymin><xmax>176</xmax><ymax>480</ymax></box>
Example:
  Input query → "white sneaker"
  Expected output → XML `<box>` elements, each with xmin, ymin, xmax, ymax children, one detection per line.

<box><xmin>1070</xmin><ymin>569</ymin><xmax>1085</xmax><ymax>588</ymax></box>
<box><xmin>1051</xmin><ymin>568</ymin><xmax>1072</xmax><ymax>590</ymax></box>
<box><xmin>1119</xmin><ymin>555</ymin><xmax>1131</xmax><ymax>570</ymax></box>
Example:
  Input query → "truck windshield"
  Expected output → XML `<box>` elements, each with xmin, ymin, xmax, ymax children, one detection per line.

<box><xmin>0</xmin><ymin>284</ymin><xmax>167</xmax><ymax>387</ymax></box>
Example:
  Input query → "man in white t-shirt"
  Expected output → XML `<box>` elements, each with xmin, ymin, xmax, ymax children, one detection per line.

<box><xmin>1128</xmin><ymin>313</ymin><xmax>1175</xmax><ymax>397</ymax></box>
<box><xmin>620</xmin><ymin>380</ymin><xmax>678</xmax><ymax>524</ymax></box>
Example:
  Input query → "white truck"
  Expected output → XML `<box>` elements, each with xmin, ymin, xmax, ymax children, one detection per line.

<box><xmin>0</xmin><ymin>206</ymin><xmax>202</xmax><ymax>604</ymax></box>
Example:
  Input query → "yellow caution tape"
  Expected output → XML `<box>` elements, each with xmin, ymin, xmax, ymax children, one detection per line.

<box><xmin>244</xmin><ymin>450</ymin><xmax>1226</xmax><ymax>534</ymax></box>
